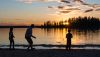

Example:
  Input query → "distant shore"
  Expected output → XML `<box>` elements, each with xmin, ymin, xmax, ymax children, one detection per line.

<box><xmin>0</xmin><ymin>26</ymin><xmax>69</xmax><ymax>28</ymax></box>
<box><xmin>0</xmin><ymin>26</ymin><xmax>32</xmax><ymax>28</ymax></box>
<box><xmin>0</xmin><ymin>49</ymin><xmax>100</xmax><ymax>57</ymax></box>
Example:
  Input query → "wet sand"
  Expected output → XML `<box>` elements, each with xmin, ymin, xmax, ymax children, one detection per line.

<box><xmin>0</xmin><ymin>49</ymin><xmax>100</xmax><ymax>57</ymax></box>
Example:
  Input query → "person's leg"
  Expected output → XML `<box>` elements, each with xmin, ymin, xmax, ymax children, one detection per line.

<box><xmin>31</xmin><ymin>43</ymin><xmax>33</xmax><ymax>50</ymax></box>
<box><xmin>66</xmin><ymin>43</ymin><xmax>68</xmax><ymax>50</ymax></box>
<box><xmin>66</xmin><ymin>40</ymin><xmax>68</xmax><ymax>50</ymax></box>
<box><xmin>27</xmin><ymin>42</ymin><xmax>30</xmax><ymax>50</ymax></box>
<box><xmin>67</xmin><ymin>41</ymin><xmax>70</xmax><ymax>50</ymax></box>
<box><xmin>27</xmin><ymin>38</ymin><xmax>33</xmax><ymax>50</ymax></box>
<box><xmin>67</xmin><ymin>45</ymin><xmax>69</xmax><ymax>50</ymax></box>
<box><xmin>27</xmin><ymin>44</ymin><xmax>31</xmax><ymax>50</ymax></box>
<box><xmin>12</xmin><ymin>40</ymin><xmax>15</xmax><ymax>49</ymax></box>
<box><xmin>10</xmin><ymin>41</ymin><xmax>12</xmax><ymax>49</ymax></box>
<box><xmin>9</xmin><ymin>40</ymin><xmax>12</xmax><ymax>49</ymax></box>
<box><xmin>28</xmin><ymin>43</ymin><xmax>33</xmax><ymax>50</ymax></box>
<box><xmin>67</xmin><ymin>43</ymin><xmax>70</xmax><ymax>50</ymax></box>
<box><xmin>68</xmin><ymin>44</ymin><xmax>71</xmax><ymax>50</ymax></box>
<box><xmin>68</xmin><ymin>45</ymin><xmax>70</xmax><ymax>50</ymax></box>
<box><xmin>27</xmin><ymin>45</ymin><xmax>30</xmax><ymax>50</ymax></box>
<box><xmin>25</xmin><ymin>38</ymin><xmax>30</xmax><ymax>50</ymax></box>
<box><xmin>69</xmin><ymin>40</ymin><xmax>71</xmax><ymax>50</ymax></box>
<box><xmin>30</xmin><ymin>39</ymin><xmax>33</xmax><ymax>50</ymax></box>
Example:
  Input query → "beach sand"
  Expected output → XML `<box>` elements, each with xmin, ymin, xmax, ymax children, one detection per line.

<box><xmin>0</xmin><ymin>49</ymin><xmax>100</xmax><ymax>57</ymax></box>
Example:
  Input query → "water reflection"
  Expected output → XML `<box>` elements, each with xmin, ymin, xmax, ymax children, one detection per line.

<box><xmin>42</xmin><ymin>28</ymin><xmax>100</xmax><ymax>45</ymax></box>
<box><xmin>0</xmin><ymin>28</ymin><xmax>100</xmax><ymax>45</ymax></box>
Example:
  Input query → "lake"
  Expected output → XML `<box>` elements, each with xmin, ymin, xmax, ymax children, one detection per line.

<box><xmin>0</xmin><ymin>28</ymin><xmax>100</xmax><ymax>49</ymax></box>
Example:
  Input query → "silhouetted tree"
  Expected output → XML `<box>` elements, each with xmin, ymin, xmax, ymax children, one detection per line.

<box><xmin>69</xmin><ymin>16</ymin><xmax>100</xmax><ymax>30</ymax></box>
<box><xmin>42</xmin><ymin>16</ymin><xmax>100</xmax><ymax>30</ymax></box>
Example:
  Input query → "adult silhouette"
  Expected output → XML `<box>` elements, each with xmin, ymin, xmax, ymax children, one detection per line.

<box><xmin>25</xmin><ymin>24</ymin><xmax>36</xmax><ymax>50</ymax></box>
<box><xmin>9</xmin><ymin>27</ymin><xmax>15</xmax><ymax>50</ymax></box>
<box><xmin>66</xmin><ymin>29</ymin><xmax>73</xmax><ymax>50</ymax></box>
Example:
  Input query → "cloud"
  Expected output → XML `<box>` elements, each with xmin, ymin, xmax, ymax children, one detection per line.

<box><xmin>59</xmin><ymin>0</ymin><xmax>100</xmax><ymax>13</ymax></box>
<box><xmin>60</xmin><ymin>0</ymin><xmax>70</xmax><ymax>3</ymax></box>
<box><xmin>58</xmin><ymin>6</ymin><xmax>64</xmax><ymax>9</ymax></box>
<box><xmin>60</xmin><ymin>10</ymin><xmax>71</xmax><ymax>13</ymax></box>
<box><xmin>48</xmin><ymin>6</ymin><xmax>53</xmax><ymax>8</ymax></box>
<box><xmin>65</xmin><ymin>8</ymin><xmax>80</xmax><ymax>10</ymax></box>
<box><xmin>17</xmin><ymin>0</ymin><xmax>100</xmax><ymax>14</ymax></box>
<box><xmin>84</xmin><ymin>9</ymin><xmax>93</xmax><ymax>13</ymax></box>
<box><xmin>95</xmin><ymin>8</ymin><xmax>100</xmax><ymax>11</ymax></box>
<box><xmin>17</xmin><ymin>0</ymin><xmax>85</xmax><ymax>3</ymax></box>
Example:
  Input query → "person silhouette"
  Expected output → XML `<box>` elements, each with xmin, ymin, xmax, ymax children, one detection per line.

<box><xmin>66</xmin><ymin>29</ymin><xmax>73</xmax><ymax>50</ymax></box>
<box><xmin>25</xmin><ymin>24</ymin><xmax>36</xmax><ymax>50</ymax></box>
<box><xmin>9</xmin><ymin>27</ymin><xmax>15</xmax><ymax>50</ymax></box>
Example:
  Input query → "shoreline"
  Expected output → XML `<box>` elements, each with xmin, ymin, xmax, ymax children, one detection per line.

<box><xmin>1</xmin><ymin>44</ymin><xmax>100</xmax><ymax>50</ymax></box>
<box><xmin>1</xmin><ymin>44</ymin><xmax>100</xmax><ymax>47</ymax></box>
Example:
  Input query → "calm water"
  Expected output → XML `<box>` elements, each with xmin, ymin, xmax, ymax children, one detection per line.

<box><xmin>0</xmin><ymin>28</ymin><xmax>100</xmax><ymax>49</ymax></box>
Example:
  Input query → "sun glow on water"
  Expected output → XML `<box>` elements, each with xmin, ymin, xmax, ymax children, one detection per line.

<box><xmin>63</xmin><ymin>22</ymin><xmax>69</xmax><ymax>25</ymax></box>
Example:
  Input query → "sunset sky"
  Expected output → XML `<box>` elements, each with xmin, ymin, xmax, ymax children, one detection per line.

<box><xmin>0</xmin><ymin>0</ymin><xmax>100</xmax><ymax>26</ymax></box>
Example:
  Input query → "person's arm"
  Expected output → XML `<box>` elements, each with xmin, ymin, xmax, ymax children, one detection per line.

<box><xmin>13</xmin><ymin>33</ymin><xmax>15</xmax><ymax>38</ymax></box>
<box><xmin>66</xmin><ymin>34</ymin><xmax>68</xmax><ymax>38</ymax></box>
<box><xmin>13</xmin><ymin>35</ymin><xmax>15</xmax><ymax>38</ymax></box>
<box><xmin>71</xmin><ymin>34</ymin><xmax>73</xmax><ymax>38</ymax></box>
<box><xmin>13</xmin><ymin>36</ymin><xmax>15</xmax><ymax>38</ymax></box>
<box><xmin>32</xmin><ymin>35</ymin><xmax>36</xmax><ymax>39</ymax></box>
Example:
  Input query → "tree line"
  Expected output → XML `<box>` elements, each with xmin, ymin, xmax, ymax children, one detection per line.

<box><xmin>41</xmin><ymin>16</ymin><xmax>100</xmax><ymax>30</ymax></box>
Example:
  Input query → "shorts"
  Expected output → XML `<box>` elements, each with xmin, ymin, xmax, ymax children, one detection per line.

<box><xmin>25</xmin><ymin>37</ymin><xmax>33</xmax><ymax>44</ymax></box>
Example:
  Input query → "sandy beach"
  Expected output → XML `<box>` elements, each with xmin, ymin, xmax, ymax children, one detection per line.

<box><xmin>0</xmin><ymin>49</ymin><xmax>100</xmax><ymax>57</ymax></box>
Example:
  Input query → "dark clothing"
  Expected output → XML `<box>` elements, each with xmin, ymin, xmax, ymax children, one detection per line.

<box><xmin>25</xmin><ymin>27</ymin><xmax>33</xmax><ymax>44</ymax></box>
<box><xmin>66</xmin><ymin>33</ymin><xmax>73</xmax><ymax>50</ymax></box>
<box><xmin>9</xmin><ymin>31</ymin><xmax>15</xmax><ymax>49</ymax></box>
<box><xmin>25</xmin><ymin>27</ymin><xmax>32</xmax><ymax>38</ymax></box>
<box><xmin>9</xmin><ymin>39</ymin><xmax>14</xmax><ymax>49</ymax></box>
<box><xmin>25</xmin><ymin>27</ymin><xmax>33</xmax><ymax>50</ymax></box>
<box><xmin>67</xmin><ymin>39</ymin><xmax>71</xmax><ymax>46</ymax></box>
<box><xmin>9</xmin><ymin>32</ymin><xmax>14</xmax><ymax>40</ymax></box>
<box><xmin>25</xmin><ymin>37</ymin><xmax>33</xmax><ymax>44</ymax></box>
<box><xmin>66</xmin><ymin>33</ymin><xmax>73</xmax><ymax>39</ymax></box>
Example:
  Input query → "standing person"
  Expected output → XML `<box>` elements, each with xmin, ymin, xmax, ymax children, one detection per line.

<box><xmin>25</xmin><ymin>24</ymin><xmax>36</xmax><ymax>50</ymax></box>
<box><xmin>66</xmin><ymin>29</ymin><xmax>73</xmax><ymax>50</ymax></box>
<box><xmin>9</xmin><ymin>27</ymin><xmax>15</xmax><ymax>50</ymax></box>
